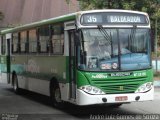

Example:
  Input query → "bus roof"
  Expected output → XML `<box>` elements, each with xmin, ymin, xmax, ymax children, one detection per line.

<box><xmin>1</xmin><ymin>12</ymin><xmax>77</xmax><ymax>34</ymax></box>
<box><xmin>79</xmin><ymin>9</ymin><xmax>148</xmax><ymax>15</ymax></box>
<box><xmin>0</xmin><ymin>9</ymin><xmax>148</xmax><ymax>34</ymax></box>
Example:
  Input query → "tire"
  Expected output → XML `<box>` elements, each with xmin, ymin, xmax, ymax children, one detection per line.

<box><xmin>50</xmin><ymin>82</ymin><xmax>64</xmax><ymax>108</ymax></box>
<box><xmin>12</xmin><ymin>74</ymin><xmax>20</xmax><ymax>94</ymax></box>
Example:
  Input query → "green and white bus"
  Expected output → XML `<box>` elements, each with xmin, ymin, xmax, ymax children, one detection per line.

<box><xmin>0</xmin><ymin>9</ymin><xmax>153</xmax><ymax>107</ymax></box>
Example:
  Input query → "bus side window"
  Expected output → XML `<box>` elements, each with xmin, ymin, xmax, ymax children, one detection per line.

<box><xmin>18</xmin><ymin>33</ymin><xmax>21</xmax><ymax>53</ymax></box>
<box><xmin>20</xmin><ymin>31</ymin><xmax>27</xmax><ymax>53</ymax></box>
<box><xmin>12</xmin><ymin>33</ymin><xmax>19</xmax><ymax>54</ymax></box>
<box><xmin>51</xmin><ymin>24</ymin><xmax>64</xmax><ymax>55</ymax></box>
<box><xmin>39</xmin><ymin>25</ymin><xmax>50</xmax><ymax>54</ymax></box>
<box><xmin>0</xmin><ymin>36</ymin><xmax>1</xmax><ymax>55</ymax></box>
<box><xmin>25</xmin><ymin>31</ymin><xmax>29</xmax><ymax>53</ymax></box>
<box><xmin>1</xmin><ymin>36</ymin><xmax>6</xmax><ymax>55</ymax></box>
<box><xmin>29</xmin><ymin>29</ymin><xmax>37</xmax><ymax>53</ymax></box>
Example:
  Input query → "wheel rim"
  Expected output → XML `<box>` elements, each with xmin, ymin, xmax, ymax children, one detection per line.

<box><xmin>54</xmin><ymin>88</ymin><xmax>62</xmax><ymax>103</ymax></box>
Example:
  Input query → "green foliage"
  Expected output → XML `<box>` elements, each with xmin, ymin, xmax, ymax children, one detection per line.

<box><xmin>77</xmin><ymin>0</ymin><xmax>160</xmax><ymax>18</ymax></box>
<box><xmin>154</xmin><ymin>71</ymin><xmax>160</xmax><ymax>78</ymax></box>
<box><xmin>152</xmin><ymin>51</ymin><xmax>160</xmax><ymax>58</ymax></box>
<box><xmin>66</xmin><ymin>0</ymin><xmax>160</xmax><ymax>34</ymax></box>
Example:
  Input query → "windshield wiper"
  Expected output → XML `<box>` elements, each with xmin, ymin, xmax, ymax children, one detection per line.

<box><xmin>97</xmin><ymin>25</ymin><xmax>114</xmax><ymax>56</ymax></box>
<box><xmin>97</xmin><ymin>25</ymin><xmax>111</xmax><ymax>45</ymax></box>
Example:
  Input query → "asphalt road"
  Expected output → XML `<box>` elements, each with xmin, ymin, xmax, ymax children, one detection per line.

<box><xmin>0</xmin><ymin>83</ymin><xmax>160</xmax><ymax>120</ymax></box>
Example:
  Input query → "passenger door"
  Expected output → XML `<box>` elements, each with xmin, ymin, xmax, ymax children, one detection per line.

<box><xmin>0</xmin><ymin>34</ymin><xmax>11</xmax><ymax>83</ymax></box>
<box><xmin>68</xmin><ymin>30</ymin><xmax>76</xmax><ymax>99</ymax></box>
<box><xmin>0</xmin><ymin>36</ymin><xmax>2</xmax><ymax>81</ymax></box>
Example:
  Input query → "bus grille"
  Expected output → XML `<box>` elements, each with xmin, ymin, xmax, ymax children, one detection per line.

<box><xmin>91</xmin><ymin>77</ymin><xmax>147</xmax><ymax>94</ymax></box>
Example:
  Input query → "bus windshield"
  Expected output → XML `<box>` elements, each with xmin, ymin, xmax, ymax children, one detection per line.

<box><xmin>78</xmin><ymin>28</ymin><xmax>151</xmax><ymax>71</ymax></box>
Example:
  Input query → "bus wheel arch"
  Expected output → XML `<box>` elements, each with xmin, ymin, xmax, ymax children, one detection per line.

<box><xmin>12</xmin><ymin>71</ymin><xmax>17</xmax><ymax>86</ymax></box>
<box><xmin>12</xmin><ymin>71</ymin><xmax>20</xmax><ymax>94</ymax></box>
<box><xmin>50</xmin><ymin>78</ymin><xmax>64</xmax><ymax>108</ymax></box>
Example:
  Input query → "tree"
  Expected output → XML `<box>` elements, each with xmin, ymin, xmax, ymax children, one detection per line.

<box><xmin>77</xmin><ymin>0</ymin><xmax>160</xmax><ymax>19</ymax></box>
<box><xmin>66</xmin><ymin>0</ymin><xmax>160</xmax><ymax>35</ymax></box>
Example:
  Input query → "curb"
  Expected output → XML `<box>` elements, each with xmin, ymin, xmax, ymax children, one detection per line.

<box><xmin>154</xmin><ymin>80</ymin><xmax>160</xmax><ymax>87</ymax></box>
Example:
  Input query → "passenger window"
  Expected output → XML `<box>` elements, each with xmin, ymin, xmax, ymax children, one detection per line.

<box><xmin>39</xmin><ymin>26</ymin><xmax>50</xmax><ymax>53</ymax></box>
<box><xmin>20</xmin><ymin>31</ymin><xmax>27</xmax><ymax>53</ymax></box>
<box><xmin>1</xmin><ymin>36</ymin><xmax>6</xmax><ymax>55</ymax></box>
<box><xmin>51</xmin><ymin>24</ymin><xmax>64</xmax><ymax>54</ymax></box>
<box><xmin>29</xmin><ymin>29</ymin><xmax>37</xmax><ymax>53</ymax></box>
<box><xmin>12</xmin><ymin>33</ymin><xmax>19</xmax><ymax>54</ymax></box>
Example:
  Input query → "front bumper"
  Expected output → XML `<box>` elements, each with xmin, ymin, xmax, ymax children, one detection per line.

<box><xmin>76</xmin><ymin>87</ymin><xmax>154</xmax><ymax>106</ymax></box>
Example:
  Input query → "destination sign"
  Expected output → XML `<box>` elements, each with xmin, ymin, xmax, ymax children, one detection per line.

<box><xmin>108</xmin><ymin>15</ymin><xmax>141</xmax><ymax>23</ymax></box>
<box><xmin>81</xmin><ymin>12</ymin><xmax>148</xmax><ymax>25</ymax></box>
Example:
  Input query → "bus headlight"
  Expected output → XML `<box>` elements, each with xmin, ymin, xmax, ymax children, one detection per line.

<box><xmin>135</xmin><ymin>82</ymin><xmax>153</xmax><ymax>93</ymax></box>
<box><xmin>79</xmin><ymin>85</ymin><xmax>105</xmax><ymax>95</ymax></box>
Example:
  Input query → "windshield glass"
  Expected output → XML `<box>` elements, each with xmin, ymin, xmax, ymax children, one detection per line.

<box><xmin>78</xmin><ymin>28</ymin><xmax>151</xmax><ymax>71</ymax></box>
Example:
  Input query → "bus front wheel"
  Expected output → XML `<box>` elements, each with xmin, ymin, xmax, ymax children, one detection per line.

<box><xmin>50</xmin><ymin>83</ymin><xmax>64</xmax><ymax>108</ymax></box>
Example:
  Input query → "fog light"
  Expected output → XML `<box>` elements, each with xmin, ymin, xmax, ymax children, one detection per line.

<box><xmin>135</xmin><ymin>96</ymin><xmax>140</xmax><ymax>101</ymax></box>
<box><xmin>102</xmin><ymin>98</ymin><xmax>107</xmax><ymax>102</ymax></box>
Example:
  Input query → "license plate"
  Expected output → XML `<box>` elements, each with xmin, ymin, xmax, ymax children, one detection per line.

<box><xmin>115</xmin><ymin>96</ymin><xmax>128</xmax><ymax>101</ymax></box>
